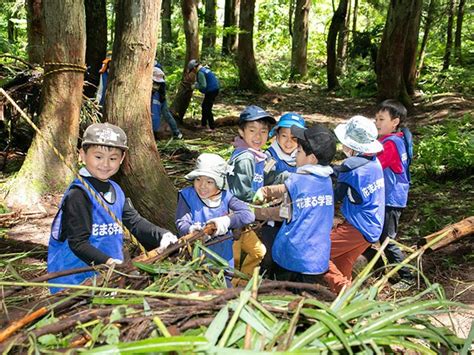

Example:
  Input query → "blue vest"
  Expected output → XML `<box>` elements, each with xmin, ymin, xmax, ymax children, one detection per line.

<box><xmin>381</xmin><ymin>135</ymin><xmax>410</xmax><ymax>207</ymax></box>
<box><xmin>266</xmin><ymin>145</ymin><xmax>297</xmax><ymax>173</ymax></box>
<box><xmin>338</xmin><ymin>156</ymin><xmax>385</xmax><ymax>243</ymax></box>
<box><xmin>179</xmin><ymin>187</ymin><xmax>234</xmax><ymax>267</ymax></box>
<box><xmin>229</xmin><ymin>148</ymin><xmax>265</xmax><ymax>193</ymax></box>
<box><xmin>47</xmin><ymin>179</ymin><xmax>125</xmax><ymax>294</ymax></box>
<box><xmin>272</xmin><ymin>173</ymin><xmax>334</xmax><ymax>274</ymax></box>
<box><xmin>199</xmin><ymin>67</ymin><xmax>219</xmax><ymax>93</ymax></box>
<box><xmin>99</xmin><ymin>71</ymin><xmax>108</xmax><ymax>106</ymax></box>
<box><xmin>151</xmin><ymin>91</ymin><xmax>161</xmax><ymax>132</ymax></box>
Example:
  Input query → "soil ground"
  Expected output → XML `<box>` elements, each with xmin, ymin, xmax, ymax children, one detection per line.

<box><xmin>1</xmin><ymin>86</ymin><xmax>473</xmax><ymax>336</ymax></box>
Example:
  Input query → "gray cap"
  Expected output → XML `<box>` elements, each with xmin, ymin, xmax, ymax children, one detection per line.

<box><xmin>82</xmin><ymin>123</ymin><xmax>128</xmax><ymax>150</ymax></box>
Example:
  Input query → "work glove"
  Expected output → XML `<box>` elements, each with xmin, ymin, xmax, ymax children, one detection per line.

<box><xmin>189</xmin><ymin>222</ymin><xmax>203</xmax><ymax>234</ymax></box>
<box><xmin>106</xmin><ymin>258</ymin><xmax>123</xmax><ymax>265</ymax></box>
<box><xmin>252</xmin><ymin>188</ymin><xmax>266</xmax><ymax>205</ymax></box>
<box><xmin>207</xmin><ymin>216</ymin><xmax>231</xmax><ymax>237</ymax></box>
<box><xmin>159</xmin><ymin>232</ymin><xmax>178</xmax><ymax>250</ymax></box>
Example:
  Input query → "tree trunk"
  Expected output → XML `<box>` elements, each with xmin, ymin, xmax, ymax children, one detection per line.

<box><xmin>290</xmin><ymin>0</ymin><xmax>311</xmax><ymax>81</ymax></box>
<box><xmin>352</xmin><ymin>0</ymin><xmax>358</xmax><ymax>34</ymax></box>
<box><xmin>84</xmin><ymin>0</ymin><xmax>107</xmax><ymax>98</ymax></box>
<box><xmin>26</xmin><ymin>0</ymin><xmax>44</xmax><ymax>65</ymax></box>
<box><xmin>6</xmin><ymin>0</ymin><xmax>85</xmax><ymax>207</ymax></box>
<box><xmin>454</xmin><ymin>0</ymin><xmax>465</xmax><ymax>65</ymax></box>
<box><xmin>202</xmin><ymin>0</ymin><xmax>217</xmax><ymax>53</ymax></box>
<box><xmin>326</xmin><ymin>0</ymin><xmax>348</xmax><ymax>90</ymax></box>
<box><xmin>416</xmin><ymin>0</ymin><xmax>436</xmax><ymax>78</ymax></box>
<box><xmin>104</xmin><ymin>0</ymin><xmax>176</xmax><ymax>230</ymax></box>
<box><xmin>442</xmin><ymin>0</ymin><xmax>456</xmax><ymax>70</ymax></box>
<box><xmin>170</xmin><ymin>0</ymin><xmax>199</xmax><ymax>123</ymax></box>
<box><xmin>376</xmin><ymin>0</ymin><xmax>415</xmax><ymax>107</ymax></box>
<box><xmin>7</xmin><ymin>11</ymin><xmax>18</xmax><ymax>44</ymax></box>
<box><xmin>336</xmin><ymin>0</ymin><xmax>350</xmax><ymax>75</ymax></box>
<box><xmin>222</xmin><ymin>0</ymin><xmax>239</xmax><ymax>55</ymax></box>
<box><xmin>403</xmin><ymin>0</ymin><xmax>422</xmax><ymax>96</ymax></box>
<box><xmin>161</xmin><ymin>0</ymin><xmax>173</xmax><ymax>58</ymax></box>
<box><xmin>237</xmin><ymin>0</ymin><xmax>267</xmax><ymax>92</ymax></box>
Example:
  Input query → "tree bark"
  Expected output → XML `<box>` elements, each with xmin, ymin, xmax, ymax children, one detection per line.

<box><xmin>326</xmin><ymin>0</ymin><xmax>348</xmax><ymax>90</ymax></box>
<box><xmin>237</xmin><ymin>0</ymin><xmax>267</xmax><ymax>92</ymax></box>
<box><xmin>222</xmin><ymin>0</ymin><xmax>239</xmax><ymax>55</ymax></box>
<box><xmin>403</xmin><ymin>0</ymin><xmax>422</xmax><ymax>96</ymax></box>
<box><xmin>6</xmin><ymin>0</ymin><xmax>85</xmax><ymax>207</ymax></box>
<box><xmin>442</xmin><ymin>0</ymin><xmax>456</xmax><ymax>70</ymax></box>
<box><xmin>290</xmin><ymin>0</ymin><xmax>311</xmax><ymax>81</ymax></box>
<box><xmin>376</xmin><ymin>0</ymin><xmax>416</xmax><ymax>107</ymax></box>
<box><xmin>454</xmin><ymin>0</ymin><xmax>466</xmax><ymax>65</ymax></box>
<box><xmin>418</xmin><ymin>216</ymin><xmax>474</xmax><ymax>251</ymax></box>
<box><xmin>202</xmin><ymin>0</ymin><xmax>217</xmax><ymax>53</ymax></box>
<box><xmin>336</xmin><ymin>0</ymin><xmax>350</xmax><ymax>75</ymax></box>
<box><xmin>416</xmin><ymin>0</ymin><xmax>437</xmax><ymax>78</ymax></box>
<box><xmin>104</xmin><ymin>0</ymin><xmax>176</xmax><ymax>230</ymax></box>
<box><xmin>352</xmin><ymin>0</ymin><xmax>358</xmax><ymax>34</ymax></box>
<box><xmin>84</xmin><ymin>0</ymin><xmax>107</xmax><ymax>98</ymax></box>
<box><xmin>161</xmin><ymin>0</ymin><xmax>173</xmax><ymax>58</ymax></box>
<box><xmin>170</xmin><ymin>0</ymin><xmax>199</xmax><ymax>123</ymax></box>
<box><xmin>26</xmin><ymin>0</ymin><xmax>43</xmax><ymax>65</ymax></box>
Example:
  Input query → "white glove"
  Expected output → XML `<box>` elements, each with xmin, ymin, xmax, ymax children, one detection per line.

<box><xmin>189</xmin><ymin>222</ymin><xmax>203</xmax><ymax>234</ymax></box>
<box><xmin>106</xmin><ymin>258</ymin><xmax>123</xmax><ymax>265</ymax></box>
<box><xmin>159</xmin><ymin>232</ymin><xmax>178</xmax><ymax>250</ymax></box>
<box><xmin>207</xmin><ymin>216</ymin><xmax>231</xmax><ymax>237</ymax></box>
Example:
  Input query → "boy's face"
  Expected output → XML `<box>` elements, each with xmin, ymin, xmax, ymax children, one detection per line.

<box><xmin>193</xmin><ymin>176</ymin><xmax>219</xmax><ymax>199</ymax></box>
<box><xmin>238</xmin><ymin>121</ymin><xmax>270</xmax><ymax>151</ymax></box>
<box><xmin>295</xmin><ymin>144</ymin><xmax>317</xmax><ymax>167</ymax></box>
<box><xmin>375</xmin><ymin>110</ymin><xmax>400</xmax><ymax>137</ymax></box>
<box><xmin>276</xmin><ymin>127</ymin><xmax>298</xmax><ymax>155</ymax></box>
<box><xmin>80</xmin><ymin>145</ymin><xmax>125</xmax><ymax>182</ymax></box>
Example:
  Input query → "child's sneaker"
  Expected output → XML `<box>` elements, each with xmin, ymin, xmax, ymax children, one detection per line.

<box><xmin>174</xmin><ymin>132</ymin><xmax>183</xmax><ymax>140</ymax></box>
<box><xmin>391</xmin><ymin>278</ymin><xmax>415</xmax><ymax>292</ymax></box>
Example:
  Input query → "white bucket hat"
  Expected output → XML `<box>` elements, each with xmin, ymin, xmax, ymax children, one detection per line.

<box><xmin>185</xmin><ymin>153</ymin><xmax>231</xmax><ymax>190</ymax></box>
<box><xmin>152</xmin><ymin>67</ymin><xmax>165</xmax><ymax>83</ymax></box>
<box><xmin>334</xmin><ymin>115</ymin><xmax>383</xmax><ymax>154</ymax></box>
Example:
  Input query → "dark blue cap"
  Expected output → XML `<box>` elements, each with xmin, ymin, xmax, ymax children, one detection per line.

<box><xmin>239</xmin><ymin>105</ymin><xmax>276</xmax><ymax>124</ymax></box>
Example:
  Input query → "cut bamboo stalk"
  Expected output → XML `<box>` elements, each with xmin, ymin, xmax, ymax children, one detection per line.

<box><xmin>0</xmin><ymin>306</ymin><xmax>48</xmax><ymax>343</ymax></box>
<box><xmin>417</xmin><ymin>216</ymin><xmax>473</xmax><ymax>251</ymax></box>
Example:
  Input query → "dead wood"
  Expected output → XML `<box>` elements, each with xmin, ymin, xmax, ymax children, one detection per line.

<box><xmin>417</xmin><ymin>216</ymin><xmax>474</xmax><ymax>251</ymax></box>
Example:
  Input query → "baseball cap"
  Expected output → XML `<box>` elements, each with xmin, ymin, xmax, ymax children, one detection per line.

<box><xmin>239</xmin><ymin>105</ymin><xmax>276</xmax><ymax>124</ymax></box>
<box><xmin>269</xmin><ymin>112</ymin><xmax>306</xmax><ymax>137</ymax></box>
<box><xmin>185</xmin><ymin>153</ymin><xmax>230</xmax><ymax>190</ymax></box>
<box><xmin>291</xmin><ymin>124</ymin><xmax>336</xmax><ymax>165</ymax></box>
<box><xmin>82</xmin><ymin>123</ymin><xmax>128</xmax><ymax>150</ymax></box>
<box><xmin>334</xmin><ymin>115</ymin><xmax>383</xmax><ymax>154</ymax></box>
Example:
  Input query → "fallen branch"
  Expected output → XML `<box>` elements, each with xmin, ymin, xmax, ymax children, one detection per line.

<box><xmin>417</xmin><ymin>216</ymin><xmax>474</xmax><ymax>251</ymax></box>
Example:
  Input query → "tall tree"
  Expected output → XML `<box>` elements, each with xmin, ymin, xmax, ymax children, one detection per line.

<box><xmin>454</xmin><ymin>0</ymin><xmax>466</xmax><ymax>65</ymax></box>
<box><xmin>352</xmin><ymin>0</ymin><xmax>358</xmax><ymax>34</ymax></box>
<box><xmin>337</xmin><ymin>0</ymin><xmax>351</xmax><ymax>75</ymax></box>
<box><xmin>376</xmin><ymin>0</ymin><xmax>420</xmax><ymax>107</ymax></box>
<box><xmin>6</xmin><ymin>0</ymin><xmax>85</xmax><ymax>207</ymax></box>
<box><xmin>170</xmin><ymin>0</ymin><xmax>199</xmax><ymax>123</ymax></box>
<box><xmin>26</xmin><ymin>0</ymin><xmax>43</xmax><ymax>65</ymax></box>
<box><xmin>326</xmin><ymin>0</ymin><xmax>349</xmax><ymax>90</ymax></box>
<box><xmin>236</xmin><ymin>0</ymin><xmax>267</xmax><ymax>92</ymax></box>
<box><xmin>403</xmin><ymin>0</ymin><xmax>422</xmax><ymax>96</ymax></box>
<box><xmin>84</xmin><ymin>0</ymin><xmax>107</xmax><ymax>98</ymax></box>
<box><xmin>442</xmin><ymin>0</ymin><xmax>456</xmax><ymax>70</ymax></box>
<box><xmin>104</xmin><ymin>0</ymin><xmax>176</xmax><ymax>230</ymax></box>
<box><xmin>417</xmin><ymin>0</ymin><xmax>437</xmax><ymax>77</ymax></box>
<box><xmin>161</xmin><ymin>0</ymin><xmax>173</xmax><ymax>58</ymax></box>
<box><xmin>222</xmin><ymin>0</ymin><xmax>239</xmax><ymax>55</ymax></box>
<box><xmin>202</xmin><ymin>0</ymin><xmax>217</xmax><ymax>53</ymax></box>
<box><xmin>290</xmin><ymin>0</ymin><xmax>311</xmax><ymax>80</ymax></box>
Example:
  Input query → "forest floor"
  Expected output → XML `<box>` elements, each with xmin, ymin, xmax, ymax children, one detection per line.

<box><xmin>1</xmin><ymin>86</ymin><xmax>473</xmax><ymax>337</ymax></box>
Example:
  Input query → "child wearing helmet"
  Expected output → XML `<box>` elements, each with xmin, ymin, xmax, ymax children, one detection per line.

<box><xmin>175</xmin><ymin>153</ymin><xmax>255</xmax><ymax>274</ymax></box>
<box><xmin>48</xmin><ymin>123</ymin><xmax>178</xmax><ymax>294</ymax></box>
<box><xmin>227</xmin><ymin>105</ymin><xmax>276</xmax><ymax>282</ymax></box>
<box><xmin>323</xmin><ymin>115</ymin><xmax>385</xmax><ymax>294</ymax></box>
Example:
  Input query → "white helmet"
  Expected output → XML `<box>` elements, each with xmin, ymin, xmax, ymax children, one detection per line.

<box><xmin>185</xmin><ymin>153</ymin><xmax>231</xmax><ymax>190</ymax></box>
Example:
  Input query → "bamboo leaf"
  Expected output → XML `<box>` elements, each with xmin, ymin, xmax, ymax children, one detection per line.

<box><xmin>218</xmin><ymin>291</ymin><xmax>251</xmax><ymax>347</ymax></box>
<box><xmin>205</xmin><ymin>305</ymin><xmax>230</xmax><ymax>345</ymax></box>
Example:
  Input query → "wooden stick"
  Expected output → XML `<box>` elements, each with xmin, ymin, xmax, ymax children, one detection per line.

<box><xmin>417</xmin><ymin>216</ymin><xmax>474</xmax><ymax>251</ymax></box>
<box><xmin>0</xmin><ymin>306</ymin><xmax>48</xmax><ymax>343</ymax></box>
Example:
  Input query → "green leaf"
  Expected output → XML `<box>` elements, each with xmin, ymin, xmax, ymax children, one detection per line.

<box><xmin>205</xmin><ymin>304</ymin><xmax>230</xmax><ymax>345</ymax></box>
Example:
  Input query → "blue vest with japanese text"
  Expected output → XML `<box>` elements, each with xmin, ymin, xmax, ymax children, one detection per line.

<box><xmin>338</xmin><ymin>156</ymin><xmax>385</xmax><ymax>243</ymax></box>
<box><xmin>151</xmin><ymin>91</ymin><xmax>161</xmax><ymax>132</ymax></box>
<box><xmin>272</xmin><ymin>173</ymin><xmax>334</xmax><ymax>274</ymax></box>
<box><xmin>229</xmin><ymin>148</ymin><xmax>265</xmax><ymax>193</ymax></box>
<box><xmin>198</xmin><ymin>67</ymin><xmax>219</xmax><ymax>93</ymax></box>
<box><xmin>266</xmin><ymin>145</ymin><xmax>297</xmax><ymax>173</ymax></box>
<box><xmin>180</xmin><ymin>187</ymin><xmax>233</xmax><ymax>267</ymax></box>
<box><xmin>47</xmin><ymin>179</ymin><xmax>125</xmax><ymax>294</ymax></box>
<box><xmin>381</xmin><ymin>135</ymin><xmax>410</xmax><ymax>207</ymax></box>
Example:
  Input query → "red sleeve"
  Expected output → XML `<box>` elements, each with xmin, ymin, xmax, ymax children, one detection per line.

<box><xmin>377</xmin><ymin>140</ymin><xmax>403</xmax><ymax>173</ymax></box>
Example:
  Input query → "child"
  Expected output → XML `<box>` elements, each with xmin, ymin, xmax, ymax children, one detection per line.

<box><xmin>187</xmin><ymin>59</ymin><xmax>220</xmax><ymax>131</ymax></box>
<box><xmin>175</xmin><ymin>153</ymin><xmax>255</xmax><ymax>271</ymax></box>
<box><xmin>365</xmin><ymin>99</ymin><xmax>414</xmax><ymax>291</ymax></box>
<box><xmin>48</xmin><ymin>123</ymin><xmax>178</xmax><ymax>293</ymax></box>
<box><xmin>95</xmin><ymin>51</ymin><xmax>112</xmax><ymax>106</ymax></box>
<box><xmin>260</xmin><ymin>112</ymin><xmax>306</xmax><ymax>275</ymax></box>
<box><xmin>227</xmin><ymin>105</ymin><xmax>276</xmax><ymax>279</ymax></box>
<box><xmin>253</xmin><ymin>124</ymin><xmax>336</xmax><ymax>283</ymax></box>
<box><xmin>323</xmin><ymin>115</ymin><xmax>385</xmax><ymax>293</ymax></box>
